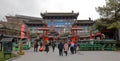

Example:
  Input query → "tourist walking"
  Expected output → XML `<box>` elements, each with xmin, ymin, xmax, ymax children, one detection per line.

<box><xmin>68</xmin><ymin>41</ymin><xmax>71</xmax><ymax>50</ymax></box>
<box><xmin>64</xmin><ymin>42</ymin><xmax>68</xmax><ymax>56</ymax></box>
<box><xmin>34</xmin><ymin>42</ymin><xmax>38</xmax><ymax>52</ymax></box>
<box><xmin>74</xmin><ymin>43</ymin><xmax>77</xmax><ymax>54</ymax></box>
<box><xmin>70</xmin><ymin>42</ymin><xmax>74</xmax><ymax>54</ymax></box>
<box><xmin>40</xmin><ymin>42</ymin><xmax>43</xmax><ymax>47</ymax></box>
<box><xmin>51</xmin><ymin>41</ymin><xmax>56</xmax><ymax>52</ymax></box>
<box><xmin>58</xmin><ymin>42</ymin><xmax>64</xmax><ymax>56</ymax></box>
<box><xmin>45</xmin><ymin>43</ymin><xmax>49</xmax><ymax>53</ymax></box>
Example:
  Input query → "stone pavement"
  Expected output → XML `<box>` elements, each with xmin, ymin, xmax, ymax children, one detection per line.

<box><xmin>13</xmin><ymin>47</ymin><xmax>120</xmax><ymax>61</ymax></box>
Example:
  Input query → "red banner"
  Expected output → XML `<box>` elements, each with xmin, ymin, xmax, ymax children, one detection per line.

<box><xmin>21</xmin><ymin>24</ymin><xmax>25</xmax><ymax>39</ymax></box>
<box><xmin>21</xmin><ymin>24</ymin><xmax>25</xmax><ymax>31</ymax></box>
<box><xmin>21</xmin><ymin>32</ymin><xmax>24</xmax><ymax>39</ymax></box>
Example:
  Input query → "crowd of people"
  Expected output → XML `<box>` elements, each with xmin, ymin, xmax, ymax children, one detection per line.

<box><xmin>33</xmin><ymin>41</ymin><xmax>79</xmax><ymax>56</ymax></box>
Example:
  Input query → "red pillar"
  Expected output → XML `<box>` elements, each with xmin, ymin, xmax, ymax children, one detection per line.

<box><xmin>75</xmin><ymin>29</ymin><xmax>78</xmax><ymax>43</ymax></box>
<box><xmin>27</xmin><ymin>31</ymin><xmax>30</xmax><ymax>39</ymax></box>
<box><xmin>72</xmin><ymin>36</ymin><xmax>75</xmax><ymax>42</ymax></box>
<box><xmin>46</xmin><ymin>30</ymin><xmax>48</xmax><ymax>35</ymax></box>
<box><xmin>76</xmin><ymin>30</ymin><xmax>77</xmax><ymax>35</ymax></box>
<box><xmin>72</xmin><ymin>30</ymin><xmax>74</xmax><ymax>36</ymax></box>
<box><xmin>90</xmin><ymin>30</ymin><xmax>92</xmax><ymax>40</ymax></box>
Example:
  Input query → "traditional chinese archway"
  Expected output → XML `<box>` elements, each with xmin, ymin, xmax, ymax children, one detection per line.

<box><xmin>71</xmin><ymin>26</ymin><xmax>83</xmax><ymax>42</ymax></box>
<box><xmin>36</xmin><ymin>25</ymin><xmax>49</xmax><ymax>45</ymax></box>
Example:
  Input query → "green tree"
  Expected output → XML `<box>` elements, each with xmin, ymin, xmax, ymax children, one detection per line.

<box><xmin>93</xmin><ymin>18</ymin><xmax>109</xmax><ymax>31</ymax></box>
<box><xmin>96</xmin><ymin>0</ymin><xmax>120</xmax><ymax>20</ymax></box>
<box><xmin>95</xmin><ymin>0</ymin><xmax>120</xmax><ymax>41</ymax></box>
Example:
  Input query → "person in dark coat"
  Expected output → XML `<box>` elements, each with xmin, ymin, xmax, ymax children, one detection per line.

<box><xmin>40</xmin><ymin>42</ymin><xmax>43</xmax><ymax>47</ymax></box>
<box><xmin>68</xmin><ymin>41</ymin><xmax>71</xmax><ymax>50</ymax></box>
<box><xmin>34</xmin><ymin>42</ymin><xmax>36</xmax><ymax>52</ymax></box>
<box><xmin>58</xmin><ymin>42</ymin><xmax>64</xmax><ymax>56</ymax></box>
<box><xmin>34</xmin><ymin>42</ymin><xmax>38</xmax><ymax>52</ymax></box>
<box><xmin>70</xmin><ymin>42</ymin><xmax>74</xmax><ymax>54</ymax></box>
<box><xmin>45</xmin><ymin>43</ymin><xmax>49</xmax><ymax>53</ymax></box>
<box><xmin>51</xmin><ymin>41</ymin><xmax>56</xmax><ymax>52</ymax></box>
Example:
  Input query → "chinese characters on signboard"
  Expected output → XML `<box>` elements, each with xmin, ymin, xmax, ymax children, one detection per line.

<box><xmin>3</xmin><ymin>42</ymin><xmax>12</xmax><ymax>53</ymax></box>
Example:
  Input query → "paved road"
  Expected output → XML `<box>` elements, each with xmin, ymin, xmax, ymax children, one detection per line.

<box><xmin>13</xmin><ymin>47</ymin><xmax>120</xmax><ymax>61</ymax></box>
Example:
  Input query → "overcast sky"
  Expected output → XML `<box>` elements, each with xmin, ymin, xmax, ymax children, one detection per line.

<box><xmin>0</xmin><ymin>0</ymin><xmax>106</xmax><ymax>21</ymax></box>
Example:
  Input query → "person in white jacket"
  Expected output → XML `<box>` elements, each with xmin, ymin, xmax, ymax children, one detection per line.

<box><xmin>64</xmin><ymin>42</ymin><xmax>68</xmax><ymax>56</ymax></box>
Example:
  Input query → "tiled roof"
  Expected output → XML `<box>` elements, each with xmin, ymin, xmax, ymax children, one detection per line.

<box><xmin>6</xmin><ymin>15</ymin><xmax>45</xmax><ymax>24</ymax></box>
<box><xmin>77</xmin><ymin>20</ymin><xmax>94</xmax><ymax>23</ymax></box>
<box><xmin>25</xmin><ymin>22</ymin><xmax>45</xmax><ymax>24</ymax></box>
<box><xmin>0</xmin><ymin>22</ymin><xmax>28</xmax><ymax>31</ymax></box>
<box><xmin>16</xmin><ymin>15</ymin><xmax>43</xmax><ymax>20</ymax></box>
<box><xmin>41</xmin><ymin>12</ymin><xmax>79</xmax><ymax>17</ymax></box>
<box><xmin>24</xmin><ymin>20</ymin><xmax>46</xmax><ymax>25</ymax></box>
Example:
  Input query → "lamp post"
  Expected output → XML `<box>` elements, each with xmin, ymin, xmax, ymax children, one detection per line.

<box><xmin>17</xmin><ymin>24</ymin><xmax>24</xmax><ymax>55</ymax></box>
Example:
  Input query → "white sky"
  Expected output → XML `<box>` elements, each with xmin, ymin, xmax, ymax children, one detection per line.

<box><xmin>0</xmin><ymin>0</ymin><xmax>106</xmax><ymax>20</ymax></box>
